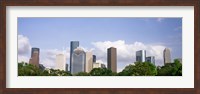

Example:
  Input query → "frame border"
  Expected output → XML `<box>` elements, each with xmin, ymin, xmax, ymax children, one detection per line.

<box><xmin>0</xmin><ymin>0</ymin><xmax>199</xmax><ymax>94</ymax></box>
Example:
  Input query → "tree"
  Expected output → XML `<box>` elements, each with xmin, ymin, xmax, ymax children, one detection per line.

<box><xmin>118</xmin><ymin>62</ymin><xmax>157</xmax><ymax>76</ymax></box>
<box><xmin>75</xmin><ymin>72</ymin><xmax>90</xmax><ymax>76</ymax></box>
<box><xmin>90</xmin><ymin>68</ymin><xmax>113</xmax><ymax>76</ymax></box>
<box><xmin>157</xmin><ymin>59</ymin><xmax>182</xmax><ymax>76</ymax></box>
<box><xmin>18</xmin><ymin>62</ymin><xmax>72</xmax><ymax>76</ymax></box>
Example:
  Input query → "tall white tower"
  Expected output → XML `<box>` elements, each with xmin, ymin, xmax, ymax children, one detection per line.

<box><xmin>85</xmin><ymin>51</ymin><xmax>93</xmax><ymax>73</ymax></box>
<box><xmin>55</xmin><ymin>54</ymin><xmax>66</xmax><ymax>71</ymax></box>
<box><xmin>163</xmin><ymin>48</ymin><xmax>171</xmax><ymax>65</ymax></box>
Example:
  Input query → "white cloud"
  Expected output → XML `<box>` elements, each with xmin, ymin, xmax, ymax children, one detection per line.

<box><xmin>92</xmin><ymin>40</ymin><xmax>167</xmax><ymax>72</ymax></box>
<box><xmin>18</xmin><ymin>35</ymin><xmax>31</xmax><ymax>55</ymax></box>
<box><xmin>40</xmin><ymin>48</ymin><xmax>70</xmax><ymax>68</ymax></box>
<box><xmin>18</xmin><ymin>35</ymin><xmax>31</xmax><ymax>63</ymax></box>
<box><xmin>18</xmin><ymin>55</ymin><xmax>29</xmax><ymax>63</ymax></box>
<box><xmin>17</xmin><ymin>35</ymin><xmax>71</xmax><ymax>68</ymax></box>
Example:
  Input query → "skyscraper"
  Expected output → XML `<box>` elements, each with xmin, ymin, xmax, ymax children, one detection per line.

<box><xmin>136</xmin><ymin>50</ymin><xmax>146</xmax><ymax>62</ymax></box>
<box><xmin>93</xmin><ymin>55</ymin><xmax>96</xmax><ymax>63</ymax></box>
<box><xmin>93</xmin><ymin>62</ymin><xmax>106</xmax><ymax>68</ymax></box>
<box><xmin>146</xmin><ymin>56</ymin><xmax>155</xmax><ymax>65</ymax></box>
<box><xmin>163</xmin><ymin>48</ymin><xmax>171</xmax><ymax>64</ymax></box>
<box><xmin>29</xmin><ymin>48</ymin><xmax>40</xmax><ymax>68</ymax></box>
<box><xmin>71</xmin><ymin>47</ymin><xmax>86</xmax><ymax>74</ymax></box>
<box><xmin>55</xmin><ymin>54</ymin><xmax>66</xmax><ymax>71</ymax></box>
<box><xmin>85</xmin><ymin>52</ymin><xmax>93</xmax><ymax>73</ymax></box>
<box><xmin>65</xmin><ymin>64</ymin><xmax>68</xmax><ymax>72</ymax></box>
<box><xmin>70</xmin><ymin>41</ymin><xmax>79</xmax><ymax>73</ymax></box>
<box><xmin>107</xmin><ymin>47</ymin><xmax>117</xmax><ymax>72</ymax></box>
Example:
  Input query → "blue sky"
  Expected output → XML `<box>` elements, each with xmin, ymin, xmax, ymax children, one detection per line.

<box><xmin>18</xmin><ymin>18</ymin><xmax>182</xmax><ymax>72</ymax></box>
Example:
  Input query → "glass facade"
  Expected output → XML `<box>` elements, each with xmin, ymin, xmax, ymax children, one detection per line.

<box><xmin>71</xmin><ymin>48</ymin><xmax>86</xmax><ymax>74</ymax></box>
<box><xmin>146</xmin><ymin>56</ymin><xmax>155</xmax><ymax>65</ymax></box>
<box><xmin>70</xmin><ymin>41</ymin><xmax>79</xmax><ymax>73</ymax></box>
<box><xmin>136</xmin><ymin>50</ymin><xmax>146</xmax><ymax>62</ymax></box>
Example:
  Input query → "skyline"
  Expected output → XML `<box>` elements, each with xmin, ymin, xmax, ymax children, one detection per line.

<box><xmin>18</xmin><ymin>18</ymin><xmax>182</xmax><ymax>72</ymax></box>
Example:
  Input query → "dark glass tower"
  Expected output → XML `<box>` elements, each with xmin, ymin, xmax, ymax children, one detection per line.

<box><xmin>70</xmin><ymin>41</ymin><xmax>79</xmax><ymax>73</ymax></box>
<box><xmin>93</xmin><ymin>55</ymin><xmax>96</xmax><ymax>63</ymax></box>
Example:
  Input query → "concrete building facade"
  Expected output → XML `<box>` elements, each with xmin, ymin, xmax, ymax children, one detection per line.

<box><xmin>29</xmin><ymin>48</ymin><xmax>40</xmax><ymax>68</ymax></box>
<box><xmin>85</xmin><ymin>52</ymin><xmax>93</xmax><ymax>73</ymax></box>
<box><xmin>55</xmin><ymin>54</ymin><xmax>66</xmax><ymax>71</ymax></box>
<box><xmin>107</xmin><ymin>47</ymin><xmax>117</xmax><ymax>72</ymax></box>
<box><xmin>163</xmin><ymin>48</ymin><xmax>171</xmax><ymax>64</ymax></box>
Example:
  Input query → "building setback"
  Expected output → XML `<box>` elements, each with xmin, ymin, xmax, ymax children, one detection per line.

<box><xmin>136</xmin><ymin>50</ymin><xmax>146</xmax><ymax>62</ymax></box>
<box><xmin>146</xmin><ymin>56</ymin><xmax>155</xmax><ymax>65</ymax></box>
<box><xmin>85</xmin><ymin>52</ymin><xmax>93</xmax><ymax>73</ymax></box>
<box><xmin>163</xmin><ymin>48</ymin><xmax>171</xmax><ymax>65</ymax></box>
<box><xmin>71</xmin><ymin>47</ymin><xmax>86</xmax><ymax>74</ymax></box>
<box><xmin>70</xmin><ymin>41</ymin><xmax>79</xmax><ymax>73</ymax></box>
<box><xmin>107</xmin><ymin>47</ymin><xmax>117</xmax><ymax>72</ymax></box>
<box><xmin>55</xmin><ymin>54</ymin><xmax>66</xmax><ymax>71</ymax></box>
<box><xmin>29</xmin><ymin>48</ymin><xmax>40</xmax><ymax>68</ymax></box>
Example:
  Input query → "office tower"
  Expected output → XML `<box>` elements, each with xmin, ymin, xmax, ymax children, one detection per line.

<box><xmin>93</xmin><ymin>55</ymin><xmax>96</xmax><ymax>63</ymax></box>
<box><xmin>71</xmin><ymin>47</ymin><xmax>86</xmax><ymax>74</ymax></box>
<box><xmin>146</xmin><ymin>56</ymin><xmax>155</xmax><ymax>65</ymax></box>
<box><xmin>101</xmin><ymin>63</ymin><xmax>106</xmax><ymax>68</ymax></box>
<box><xmin>85</xmin><ymin>52</ymin><xmax>93</xmax><ymax>73</ymax></box>
<box><xmin>55</xmin><ymin>54</ymin><xmax>66</xmax><ymax>71</ymax></box>
<box><xmin>39</xmin><ymin>64</ymin><xmax>45</xmax><ymax>70</ymax></box>
<box><xmin>29</xmin><ymin>48</ymin><xmax>40</xmax><ymax>68</ymax></box>
<box><xmin>93</xmin><ymin>62</ymin><xmax>106</xmax><ymax>68</ymax></box>
<box><xmin>163</xmin><ymin>48</ymin><xmax>171</xmax><ymax>64</ymax></box>
<box><xmin>65</xmin><ymin>64</ymin><xmax>68</xmax><ymax>72</ymax></box>
<box><xmin>70</xmin><ymin>41</ymin><xmax>79</xmax><ymax>73</ymax></box>
<box><xmin>107</xmin><ymin>47</ymin><xmax>117</xmax><ymax>72</ymax></box>
<box><xmin>136</xmin><ymin>50</ymin><xmax>146</xmax><ymax>62</ymax></box>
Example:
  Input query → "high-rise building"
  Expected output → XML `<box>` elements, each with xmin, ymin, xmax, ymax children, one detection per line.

<box><xmin>70</xmin><ymin>41</ymin><xmax>79</xmax><ymax>73</ymax></box>
<box><xmin>136</xmin><ymin>50</ymin><xmax>146</xmax><ymax>62</ymax></box>
<box><xmin>85</xmin><ymin>52</ymin><xmax>93</xmax><ymax>73</ymax></box>
<box><xmin>93</xmin><ymin>62</ymin><xmax>106</xmax><ymax>68</ymax></box>
<box><xmin>163</xmin><ymin>48</ymin><xmax>171</xmax><ymax>64</ymax></box>
<box><xmin>39</xmin><ymin>64</ymin><xmax>45</xmax><ymax>70</ymax></box>
<box><xmin>29</xmin><ymin>48</ymin><xmax>40</xmax><ymax>68</ymax></box>
<box><xmin>71</xmin><ymin>47</ymin><xmax>86</xmax><ymax>74</ymax></box>
<box><xmin>101</xmin><ymin>63</ymin><xmax>106</xmax><ymax>68</ymax></box>
<box><xmin>65</xmin><ymin>64</ymin><xmax>68</xmax><ymax>72</ymax></box>
<box><xmin>146</xmin><ymin>56</ymin><xmax>155</xmax><ymax>65</ymax></box>
<box><xmin>93</xmin><ymin>55</ymin><xmax>96</xmax><ymax>63</ymax></box>
<box><xmin>55</xmin><ymin>54</ymin><xmax>66</xmax><ymax>71</ymax></box>
<box><xmin>107</xmin><ymin>47</ymin><xmax>117</xmax><ymax>72</ymax></box>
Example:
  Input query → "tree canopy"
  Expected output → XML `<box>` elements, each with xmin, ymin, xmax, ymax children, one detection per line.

<box><xmin>118</xmin><ymin>62</ymin><xmax>157</xmax><ymax>76</ymax></box>
<box><xmin>18</xmin><ymin>59</ymin><xmax>182</xmax><ymax>76</ymax></box>
<box><xmin>18</xmin><ymin>62</ymin><xmax>72</xmax><ymax>76</ymax></box>
<box><xmin>157</xmin><ymin>59</ymin><xmax>182</xmax><ymax>76</ymax></box>
<box><xmin>90</xmin><ymin>68</ymin><xmax>114</xmax><ymax>76</ymax></box>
